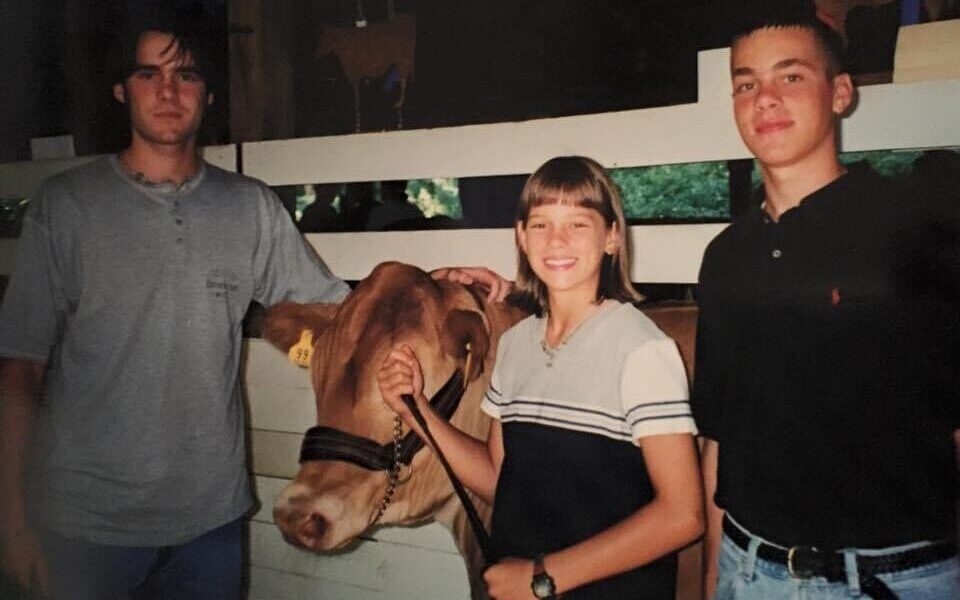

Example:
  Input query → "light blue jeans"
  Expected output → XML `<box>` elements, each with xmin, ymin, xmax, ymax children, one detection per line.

<box><xmin>713</xmin><ymin>517</ymin><xmax>959</xmax><ymax>599</ymax></box>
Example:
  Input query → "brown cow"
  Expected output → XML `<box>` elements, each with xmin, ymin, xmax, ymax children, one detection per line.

<box><xmin>263</xmin><ymin>261</ymin><xmax>523</xmax><ymax>595</ymax></box>
<box><xmin>262</xmin><ymin>262</ymin><xmax>701</xmax><ymax>599</ymax></box>
<box><xmin>316</xmin><ymin>14</ymin><xmax>416</xmax><ymax>131</ymax></box>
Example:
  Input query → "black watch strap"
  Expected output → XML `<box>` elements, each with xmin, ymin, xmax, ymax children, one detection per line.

<box><xmin>531</xmin><ymin>553</ymin><xmax>557</xmax><ymax>599</ymax></box>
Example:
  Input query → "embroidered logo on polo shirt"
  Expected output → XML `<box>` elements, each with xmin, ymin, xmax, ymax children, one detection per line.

<box><xmin>830</xmin><ymin>286</ymin><xmax>841</xmax><ymax>306</ymax></box>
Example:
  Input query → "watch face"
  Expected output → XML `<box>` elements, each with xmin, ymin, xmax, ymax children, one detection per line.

<box><xmin>532</xmin><ymin>573</ymin><xmax>556</xmax><ymax>598</ymax></box>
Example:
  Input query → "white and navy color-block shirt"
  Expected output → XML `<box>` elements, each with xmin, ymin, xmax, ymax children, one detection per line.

<box><xmin>480</xmin><ymin>301</ymin><xmax>696</xmax><ymax>599</ymax></box>
<box><xmin>481</xmin><ymin>300</ymin><xmax>696</xmax><ymax>443</ymax></box>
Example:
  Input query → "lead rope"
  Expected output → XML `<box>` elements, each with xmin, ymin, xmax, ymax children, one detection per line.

<box><xmin>401</xmin><ymin>346</ymin><xmax>496</xmax><ymax>566</ymax></box>
<box><xmin>371</xmin><ymin>343</ymin><xmax>495</xmax><ymax>566</ymax></box>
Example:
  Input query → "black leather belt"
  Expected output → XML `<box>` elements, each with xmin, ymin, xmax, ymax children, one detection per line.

<box><xmin>723</xmin><ymin>515</ymin><xmax>956</xmax><ymax>599</ymax></box>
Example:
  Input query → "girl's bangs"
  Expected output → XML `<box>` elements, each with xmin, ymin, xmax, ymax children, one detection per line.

<box><xmin>525</xmin><ymin>180</ymin><xmax>605</xmax><ymax>213</ymax></box>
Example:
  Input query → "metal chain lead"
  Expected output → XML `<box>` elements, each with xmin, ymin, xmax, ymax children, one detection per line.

<box><xmin>369</xmin><ymin>414</ymin><xmax>404</xmax><ymax>526</ymax></box>
<box><xmin>369</xmin><ymin>352</ymin><xmax>470</xmax><ymax>527</ymax></box>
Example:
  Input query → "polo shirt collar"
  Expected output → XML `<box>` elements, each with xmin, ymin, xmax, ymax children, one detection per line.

<box><xmin>752</xmin><ymin>166</ymin><xmax>874</xmax><ymax>227</ymax></box>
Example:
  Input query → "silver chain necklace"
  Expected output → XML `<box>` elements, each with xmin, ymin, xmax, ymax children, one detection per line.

<box><xmin>540</xmin><ymin>300</ymin><xmax>607</xmax><ymax>367</ymax></box>
<box><xmin>539</xmin><ymin>337</ymin><xmax>567</xmax><ymax>368</ymax></box>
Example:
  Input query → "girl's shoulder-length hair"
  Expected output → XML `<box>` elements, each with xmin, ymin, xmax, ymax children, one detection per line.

<box><xmin>513</xmin><ymin>156</ymin><xmax>642</xmax><ymax>316</ymax></box>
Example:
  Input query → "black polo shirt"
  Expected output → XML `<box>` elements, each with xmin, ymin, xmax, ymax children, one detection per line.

<box><xmin>692</xmin><ymin>165</ymin><xmax>959</xmax><ymax>548</ymax></box>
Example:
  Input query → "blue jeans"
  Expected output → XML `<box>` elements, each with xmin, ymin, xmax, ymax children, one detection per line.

<box><xmin>713</xmin><ymin>516</ymin><xmax>959</xmax><ymax>600</ymax></box>
<box><xmin>42</xmin><ymin>518</ymin><xmax>243</xmax><ymax>600</ymax></box>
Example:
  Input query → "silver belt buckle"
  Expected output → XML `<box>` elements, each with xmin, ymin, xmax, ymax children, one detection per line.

<box><xmin>787</xmin><ymin>545</ymin><xmax>820</xmax><ymax>579</ymax></box>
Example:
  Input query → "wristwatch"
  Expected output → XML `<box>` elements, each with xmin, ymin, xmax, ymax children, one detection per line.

<box><xmin>531</xmin><ymin>553</ymin><xmax>557</xmax><ymax>599</ymax></box>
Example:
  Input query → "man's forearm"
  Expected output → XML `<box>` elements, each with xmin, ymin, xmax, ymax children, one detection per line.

<box><xmin>0</xmin><ymin>358</ymin><xmax>45</xmax><ymax>528</ymax></box>
<box><xmin>701</xmin><ymin>437</ymin><xmax>724</xmax><ymax>600</ymax></box>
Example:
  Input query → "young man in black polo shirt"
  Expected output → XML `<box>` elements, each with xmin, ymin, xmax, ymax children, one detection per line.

<box><xmin>692</xmin><ymin>11</ymin><xmax>960</xmax><ymax>600</ymax></box>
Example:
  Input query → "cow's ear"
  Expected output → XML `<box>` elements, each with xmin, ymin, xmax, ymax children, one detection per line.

<box><xmin>262</xmin><ymin>302</ymin><xmax>338</xmax><ymax>354</ymax></box>
<box><xmin>441</xmin><ymin>309</ymin><xmax>489</xmax><ymax>384</ymax></box>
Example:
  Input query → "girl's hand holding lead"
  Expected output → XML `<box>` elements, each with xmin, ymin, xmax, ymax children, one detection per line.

<box><xmin>377</xmin><ymin>344</ymin><xmax>426</xmax><ymax>422</ymax></box>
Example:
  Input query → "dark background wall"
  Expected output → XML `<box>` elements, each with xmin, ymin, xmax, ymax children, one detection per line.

<box><xmin>0</xmin><ymin>0</ymin><xmax>227</xmax><ymax>162</ymax></box>
<box><xmin>2</xmin><ymin>0</ymin><xmax>906</xmax><ymax>162</ymax></box>
<box><xmin>0</xmin><ymin>0</ymin><xmax>739</xmax><ymax>160</ymax></box>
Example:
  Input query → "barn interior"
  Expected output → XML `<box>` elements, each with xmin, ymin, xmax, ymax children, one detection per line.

<box><xmin>1</xmin><ymin>1</ymin><xmax>958</xmax><ymax>599</ymax></box>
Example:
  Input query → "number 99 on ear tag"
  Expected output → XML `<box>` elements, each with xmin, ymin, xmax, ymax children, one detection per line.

<box><xmin>288</xmin><ymin>329</ymin><xmax>314</xmax><ymax>368</ymax></box>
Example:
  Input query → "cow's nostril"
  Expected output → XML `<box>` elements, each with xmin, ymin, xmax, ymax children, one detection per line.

<box><xmin>301</xmin><ymin>512</ymin><xmax>327</xmax><ymax>541</ymax></box>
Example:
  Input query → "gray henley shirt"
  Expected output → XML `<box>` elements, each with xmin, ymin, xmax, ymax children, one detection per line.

<box><xmin>0</xmin><ymin>156</ymin><xmax>349</xmax><ymax>545</ymax></box>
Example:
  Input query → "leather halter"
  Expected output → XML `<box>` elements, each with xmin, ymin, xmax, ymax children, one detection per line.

<box><xmin>299</xmin><ymin>368</ymin><xmax>466</xmax><ymax>469</ymax></box>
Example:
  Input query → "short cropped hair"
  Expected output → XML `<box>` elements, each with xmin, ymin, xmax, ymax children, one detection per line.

<box><xmin>732</xmin><ymin>7</ymin><xmax>847</xmax><ymax>76</ymax></box>
<box><xmin>513</xmin><ymin>156</ymin><xmax>641</xmax><ymax>316</ymax></box>
<box><xmin>113</xmin><ymin>14</ymin><xmax>216</xmax><ymax>91</ymax></box>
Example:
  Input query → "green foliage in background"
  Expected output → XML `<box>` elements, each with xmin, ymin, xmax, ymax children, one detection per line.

<box><xmin>286</xmin><ymin>150</ymin><xmax>930</xmax><ymax>228</ymax></box>
<box><xmin>751</xmin><ymin>150</ymin><xmax>922</xmax><ymax>187</ymax></box>
<box><xmin>406</xmin><ymin>164</ymin><xmax>735</xmax><ymax>222</ymax></box>
<box><xmin>406</xmin><ymin>178</ymin><xmax>462</xmax><ymax>219</ymax></box>
<box><xmin>839</xmin><ymin>150</ymin><xmax>920</xmax><ymax>176</ymax></box>
<box><xmin>612</xmin><ymin>162</ymin><xmax>730</xmax><ymax>220</ymax></box>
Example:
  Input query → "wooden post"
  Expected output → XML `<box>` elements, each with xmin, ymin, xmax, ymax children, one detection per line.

<box><xmin>228</xmin><ymin>0</ymin><xmax>297</xmax><ymax>143</ymax></box>
<box><xmin>228</xmin><ymin>0</ymin><xmax>262</xmax><ymax>142</ymax></box>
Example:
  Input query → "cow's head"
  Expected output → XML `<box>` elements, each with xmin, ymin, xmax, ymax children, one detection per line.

<box><xmin>262</xmin><ymin>262</ymin><xmax>522</xmax><ymax>552</ymax></box>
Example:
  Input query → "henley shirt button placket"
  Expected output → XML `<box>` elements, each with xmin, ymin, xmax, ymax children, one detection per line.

<box><xmin>173</xmin><ymin>200</ymin><xmax>184</xmax><ymax>244</ymax></box>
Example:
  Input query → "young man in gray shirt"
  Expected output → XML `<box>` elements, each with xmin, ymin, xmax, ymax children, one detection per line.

<box><xmin>0</xmin><ymin>17</ymin><xmax>506</xmax><ymax>600</ymax></box>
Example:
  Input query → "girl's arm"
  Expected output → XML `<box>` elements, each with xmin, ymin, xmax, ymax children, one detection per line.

<box><xmin>378</xmin><ymin>344</ymin><xmax>503</xmax><ymax>504</ymax></box>
<box><xmin>483</xmin><ymin>432</ymin><xmax>704</xmax><ymax>599</ymax></box>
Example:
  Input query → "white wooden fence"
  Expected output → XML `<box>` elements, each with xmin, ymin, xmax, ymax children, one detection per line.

<box><xmin>1</xmin><ymin>38</ymin><xmax>959</xmax><ymax>600</ymax></box>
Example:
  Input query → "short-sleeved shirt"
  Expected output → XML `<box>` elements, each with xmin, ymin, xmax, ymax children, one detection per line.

<box><xmin>692</xmin><ymin>166</ymin><xmax>959</xmax><ymax>549</ymax></box>
<box><xmin>0</xmin><ymin>156</ymin><xmax>350</xmax><ymax>545</ymax></box>
<box><xmin>481</xmin><ymin>300</ymin><xmax>695</xmax><ymax>599</ymax></box>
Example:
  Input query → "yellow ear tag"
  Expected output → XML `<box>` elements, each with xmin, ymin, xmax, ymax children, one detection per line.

<box><xmin>463</xmin><ymin>342</ymin><xmax>473</xmax><ymax>390</ymax></box>
<box><xmin>288</xmin><ymin>329</ymin><xmax>314</xmax><ymax>368</ymax></box>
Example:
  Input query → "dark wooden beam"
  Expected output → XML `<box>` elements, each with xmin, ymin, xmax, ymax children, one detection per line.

<box><xmin>229</xmin><ymin>0</ymin><xmax>297</xmax><ymax>143</ymax></box>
